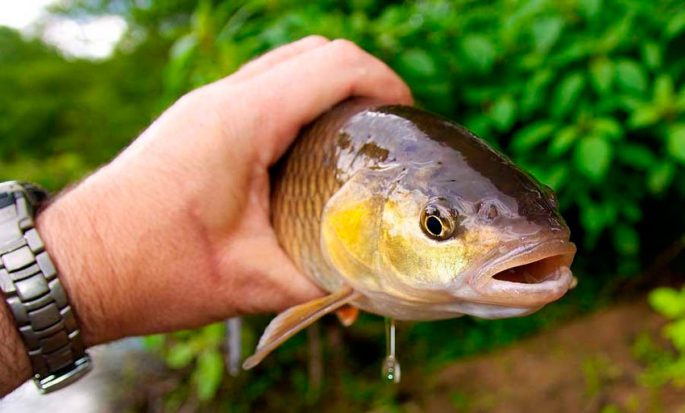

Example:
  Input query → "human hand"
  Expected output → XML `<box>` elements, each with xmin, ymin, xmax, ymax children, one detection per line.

<box><xmin>35</xmin><ymin>36</ymin><xmax>412</xmax><ymax>346</ymax></box>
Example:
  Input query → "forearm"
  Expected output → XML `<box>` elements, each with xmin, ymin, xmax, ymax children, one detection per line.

<box><xmin>35</xmin><ymin>176</ymin><xmax>120</xmax><ymax>347</ymax></box>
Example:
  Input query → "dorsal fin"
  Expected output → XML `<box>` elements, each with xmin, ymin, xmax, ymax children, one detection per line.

<box><xmin>243</xmin><ymin>286</ymin><xmax>360</xmax><ymax>369</ymax></box>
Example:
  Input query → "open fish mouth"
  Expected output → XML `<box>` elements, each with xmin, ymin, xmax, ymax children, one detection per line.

<box><xmin>472</xmin><ymin>239</ymin><xmax>577</xmax><ymax>308</ymax></box>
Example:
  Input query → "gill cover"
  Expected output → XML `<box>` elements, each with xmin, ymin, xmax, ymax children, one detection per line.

<box><xmin>320</xmin><ymin>167</ymin><xmax>399</xmax><ymax>291</ymax></box>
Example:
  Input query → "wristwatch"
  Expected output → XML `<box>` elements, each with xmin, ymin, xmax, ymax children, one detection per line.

<box><xmin>0</xmin><ymin>181</ymin><xmax>92</xmax><ymax>394</ymax></box>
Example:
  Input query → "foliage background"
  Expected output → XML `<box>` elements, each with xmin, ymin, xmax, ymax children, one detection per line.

<box><xmin>2</xmin><ymin>0</ymin><xmax>685</xmax><ymax>411</ymax></box>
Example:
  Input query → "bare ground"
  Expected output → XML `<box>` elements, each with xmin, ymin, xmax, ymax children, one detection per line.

<box><xmin>404</xmin><ymin>299</ymin><xmax>685</xmax><ymax>413</ymax></box>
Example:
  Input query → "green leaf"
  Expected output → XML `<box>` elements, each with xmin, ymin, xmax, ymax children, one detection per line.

<box><xmin>553</xmin><ymin>41</ymin><xmax>590</xmax><ymax>65</ymax></box>
<box><xmin>654</xmin><ymin>75</ymin><xmax>675</xmax><ymax>106</ymax></box>
<box><xmin>578</xmin><ymin>0</ymin><xmax>602</xmax><ymax>20</ymax></box>
<box><xmin>201</xmin><ymin>323</ymin><xmax>226</xmax><ymax>347</ymax></box>
<box><xmin>460</xmin><ymin>35</ymin><xmax>496</xmax><ymax>73</ymax></box>
<box><xmin>195</xmin><ymin>350</ymin><xmax>224</xmax><ymax>401</ymax></box>
<box><xmin>520</xmin><ymin>69</ymin><xmax>553</xmax><ymax>114</ymax></box>
<box><xmin>622</xmin><ymin>202</ymin><xmax>642</xmax><ymax>222</ymax></box>
<box><xmin>664</xmin><ymin>319</ymin><xmax>685</xmax><ymax>352</ymax></box>
<box><xmin>628</xmin><ymin>105</ymin><xmax>661</xmax><ymax>128</ymax></box>
<box><xmin>641</xmin><ymin>42</ymin><xmax>662</xmax><ymax>71</ymax></box>
<box><xmin>142</xmin><ymin>334</ymin><xmax>165</xmax><ymax>351</ymax></box>
<box><xmin>589</xmin><ymin>58</ymin><xmax>613</xmax><ymax>95</ymax></box>
<box><xmin>167</xmin><ymin>342</ymin><xmax>195</xmax><ymax>369</ymax></box>
<box><xmin>615</xmin><ymin>60</ymin><xmax>647</xmax><ymax>94</ymax></box>
<box><xmin>647</xmin><ymin>161</ymin><xmax>675</xmax><ymax>194</ymax></box>
<box><xmin>665</xmin><ymin>11</ymin><xmax>685</xmax><ymax>39</ymax></box>
<box><xmin>489</xmin><ymin>95</ymin><xmax>516</xmax><ymax>131</ymax></box>
<box><xmin>593</xmin><ymin>117</ymin><xmax>623</xmax><ymax>140</ymax></box>
<box><xmin>617</xmin><ymin>94</ymin><xmax>645</xmax><ymax>111</ymax></box>
<box><xmin>574</xmin><ymin>135</ymin><xmax>612</xmax><ymax>181</ymax></box>
<box><xmin>612</xmin><ymin>224</ymin><xmax>639</xmax><ymax>255</ymax></box>
<box><xmin>397</xmin><ymin>48</ymin><xmax>437</xmax><ymax>78</ymax></box>
<box><xmin>649</xmin><ymin>287</ymin><xmax>685</xmax><ymax>319</ymax></box>
<box><xmin>617</xmin><ymin>143</ymin><xmax>655</xmax><ymax>170</ymax></box>
<box><xmin>510</xmin><ymin>121</ymin><xmax>556</xmax><ymax>152</ymax></box>
<box><xmin>552</xmin><ymin>73</ymin><xmax>585</xmax><ymax>118</ymax></box>
<box><xmin>531</xmin><ymin>16</ymin><xmax>564</xmax><ymax>51</ymax></box>
<box><xmin>667</xmin><ymin>124</ymin><xmax>685</xmax><ymax>164</ymax></box>
<box><xmin>677</xmin><ymin>86</ymin><xmax>685</xmax><ymax>110</ymax></box>
<box><xmin>170</xmin><ymin>34</ymin><xmax>198</xmax><ymax>64</ymax></box>
<box><xmin>579</xmin><ymin>199</ymin><xmax>613</xmax><ymax>241</ymax></box>
<box><xmin>599</xmin><ymin>15</ymin><xmax>633</xmax><ymax>53</ymax></box>
<box><xmin>548</xmin><ymin>125</ymin><xmax>578</xmax><ymax>156</ymax></box>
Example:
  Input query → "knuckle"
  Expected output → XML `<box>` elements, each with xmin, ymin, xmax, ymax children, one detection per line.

<box><xmin>301</xmin><ymin>34</ymin><xmax>329</xmax><ymax>45</ymax></box>
<box><xmin>174</xmin><ymin>87</ymin><xmax>206</xmax><ymax>109</ymax></box>
<box><xmin>330</xmin><ymin>39</ymin><xmax>364</xmax><ymax>60</ymax></box>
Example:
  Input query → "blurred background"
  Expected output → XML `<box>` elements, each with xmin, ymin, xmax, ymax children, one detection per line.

<box><xmin>1</xmin><ymin>0</ymin><xmax>685</xmax><ymax>412</ymax></box>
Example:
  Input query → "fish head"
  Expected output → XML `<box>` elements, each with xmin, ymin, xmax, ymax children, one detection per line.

<box><xmin>322</xmin><ymin>105</ymin><xmax>576</xmax><ymax>319</ymax></box>
<box><xmin>375</xmin><ymin>163</ymin><xmax>576</xmax><ymax>318</ymax></box>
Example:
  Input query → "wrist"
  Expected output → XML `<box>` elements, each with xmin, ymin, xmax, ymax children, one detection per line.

<box><xmin>35</xmin><ymin>176</ymin><xmax>121</xmax><ymax>347</ymax></box>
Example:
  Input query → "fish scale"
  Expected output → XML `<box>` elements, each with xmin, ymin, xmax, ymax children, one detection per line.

<box><xmin>271</xmin><ymin>102</ymin><xmax>363</xmax><ymax>292</ymax></box>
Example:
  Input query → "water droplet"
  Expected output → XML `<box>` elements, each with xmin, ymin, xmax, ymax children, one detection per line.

<box><xmin>382</xmin><ymin>318</ymin><xmax>401</xmax><ymax>383</ymax></box>
<box><xmin>382</xmin><ymin>355</ymin><xmax>401</xmax><ymax>383</ymax></box>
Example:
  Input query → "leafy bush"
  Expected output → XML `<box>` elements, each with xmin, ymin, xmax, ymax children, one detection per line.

<box><xmin>0</xmin><ymin>26</ymin><xmax>166</xmax><ymax>189</ymax></box>
<box><xmin>638</xmin><ymin>285</ymin><xmax>685</xmax><ymax>387</ymax></box>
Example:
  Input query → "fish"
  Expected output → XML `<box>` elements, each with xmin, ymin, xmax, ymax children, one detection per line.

<box><xmin>243</xmin><ymin>100</ymin><xmax>576</xmax><ymax>369</ymax></box>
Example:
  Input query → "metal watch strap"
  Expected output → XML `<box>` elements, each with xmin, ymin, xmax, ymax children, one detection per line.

<box><xmin>0</xmin><ymin>181</ymin><xmax>91</xmax><ymax>393</ymax></box>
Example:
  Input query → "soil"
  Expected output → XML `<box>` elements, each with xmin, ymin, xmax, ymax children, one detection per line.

<box><xmin>404</xmin><ymin>298</ymin><xmax>685</xmax><ymax>413</ymax></box>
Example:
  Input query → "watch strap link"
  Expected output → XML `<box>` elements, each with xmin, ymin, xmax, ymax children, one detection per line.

<box><xmin>0</xmin><ymin>182</ymin><xmax>91</xmax><ymax>393</ymax></box>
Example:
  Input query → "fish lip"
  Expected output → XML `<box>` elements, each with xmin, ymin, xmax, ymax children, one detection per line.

<box><xmin>468</xmin><ymin>238</ymin><xmax>577</xmax><ymax>308</ymax></box>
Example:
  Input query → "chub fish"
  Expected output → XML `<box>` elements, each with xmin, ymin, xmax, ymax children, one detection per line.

<box><xmin>243</xmin><ymin>100</ymin><xmax>576</xmax><ymax>369</ymax></box>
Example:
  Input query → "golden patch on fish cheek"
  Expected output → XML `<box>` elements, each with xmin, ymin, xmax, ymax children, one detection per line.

<box><xmin>326</xmin><ymin>202</ymin><xmax>380</xmax><ymax>266</ymax></box>
<box><xmin>379</xmin><ymin>199</ymin><xmax>503</xmax><ymax>291</ymax></box>
<box><xmin>320</xmin><ymin>178</ymin><xmax>387</xmax><ymax>290</ymax></box>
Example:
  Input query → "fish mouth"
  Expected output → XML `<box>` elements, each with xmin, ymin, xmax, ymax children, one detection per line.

<box><xmin>471</xmin><ymin>238</ymin><xmax>577</xmax><ymax>308</ymax></box>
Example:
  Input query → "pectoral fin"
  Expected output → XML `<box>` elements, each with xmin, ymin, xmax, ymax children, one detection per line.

<box><xmin>243</xmin><ymin>286</ymin><xmax>360</xmax><ymax>370</ymax></box>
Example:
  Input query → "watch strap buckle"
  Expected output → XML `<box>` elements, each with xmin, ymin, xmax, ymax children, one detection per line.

<box><xmin>34</xmin><ymin>354</ymin><xmax>93</xmax><ymax>394</ymax></box>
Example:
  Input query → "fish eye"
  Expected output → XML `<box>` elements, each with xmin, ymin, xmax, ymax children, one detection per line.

<box><xmin>420</xmin><ymin>202</ymin><xmax>456</xmax><ymax>241</ymax></box>
<box><xmin>426</xmin><ymin>215</ymin><xmax>443</xmax><ymax>236</ymax></box>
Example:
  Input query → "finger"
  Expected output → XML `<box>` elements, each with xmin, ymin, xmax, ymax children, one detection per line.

<box><xmin>229</xmin><ymin>35</ymin><xmax>330</xmax><ymax>82</ymax></box>
<box><xmin>239</xmin><ymin>39</ymin><xmax>414</xmax><ymax>161</ymax></box>
<box><xmin>252</xmin><ymin>246</ymin><xmax>326</xmax><ymax>313</ymax></box>
<box><xmin>219</xmin><ymin>236</ymin><xmax>325</xmax><ymax>314</ymax></box>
